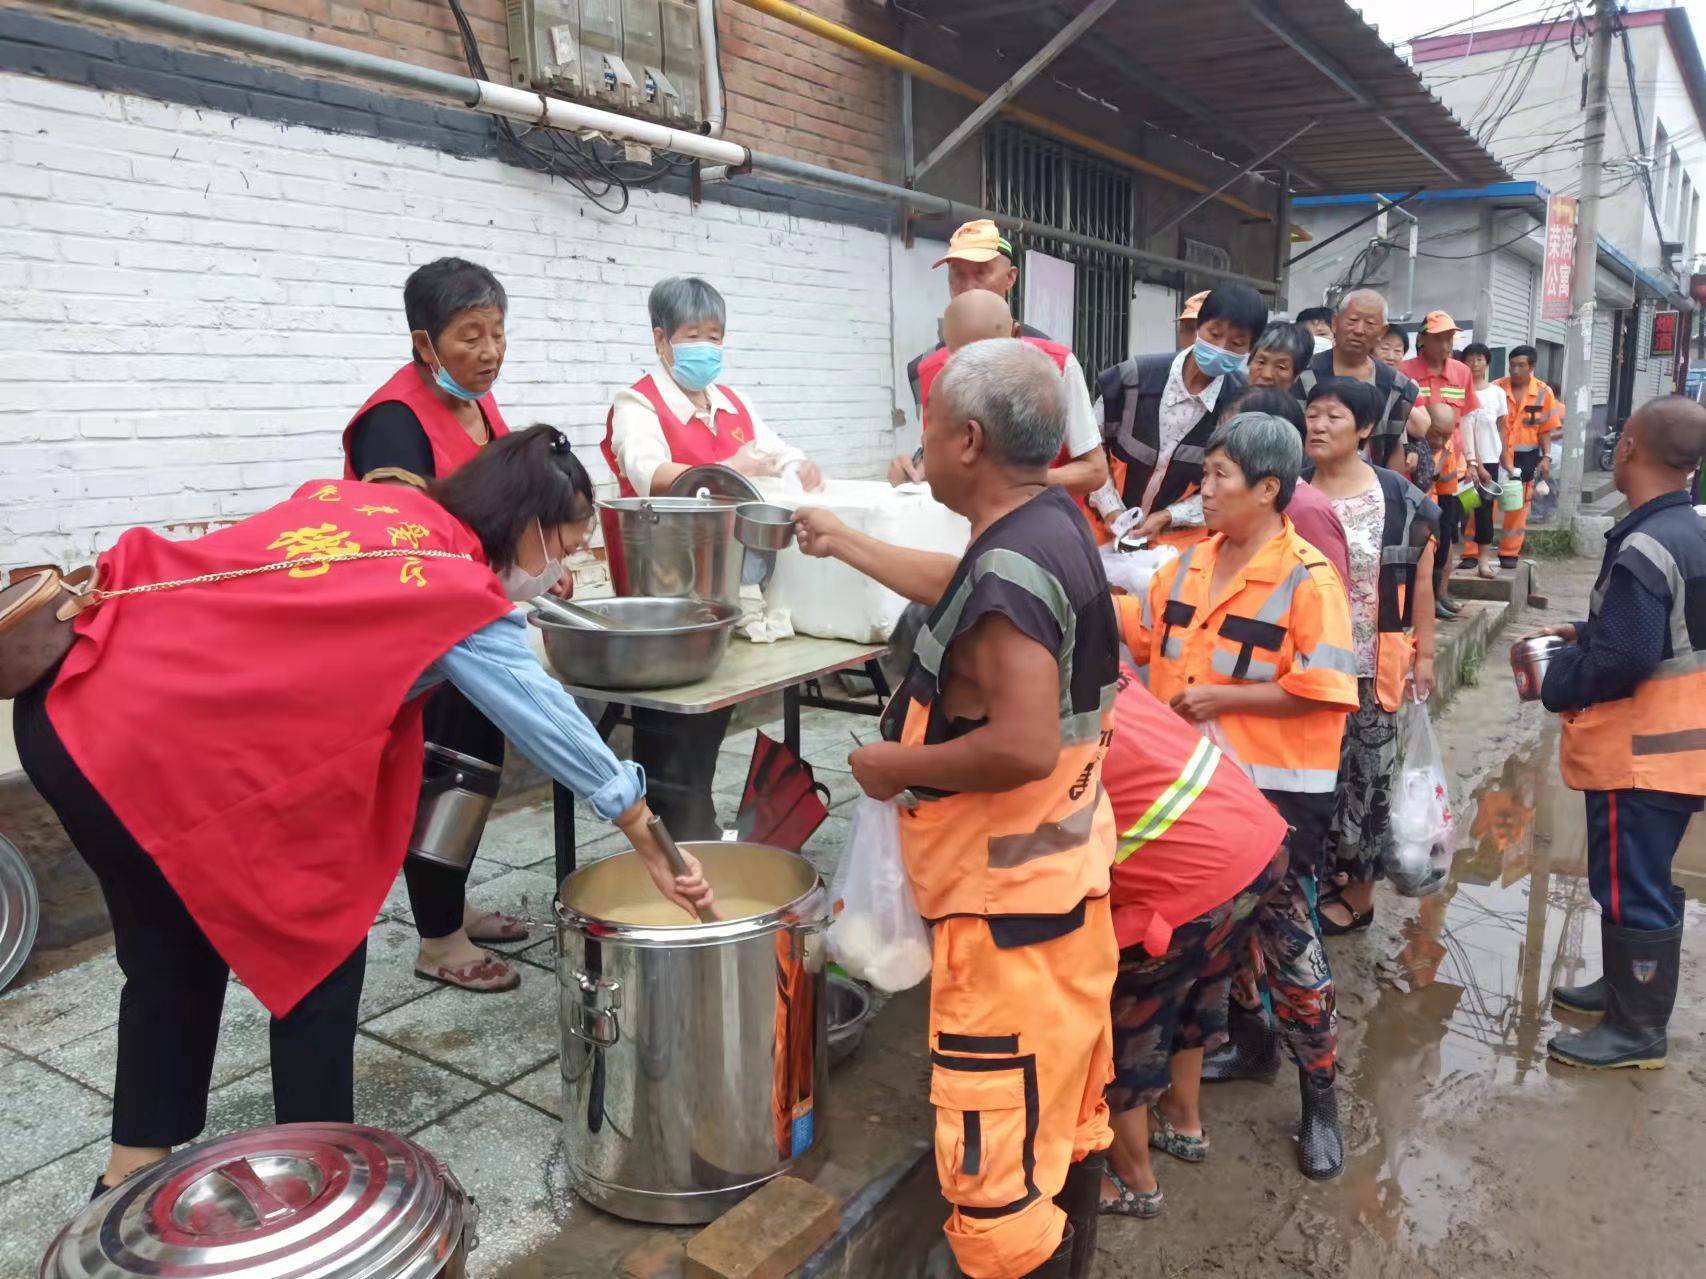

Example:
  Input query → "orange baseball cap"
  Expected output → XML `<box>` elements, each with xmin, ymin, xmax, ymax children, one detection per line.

<box><xmin>1420</xmin><ymin>310</ymin><xmax>1460</xmax><ymax>335</ymax></box>
<box><xmin>1178</xmin><ymin>291</ymin><xmax>1210</xmax><ymax>322</ymax></box>
<box><xmin>933</xmin><ymin>219</ymin><xmax>1015</xmax><ymax>268</ymax></box>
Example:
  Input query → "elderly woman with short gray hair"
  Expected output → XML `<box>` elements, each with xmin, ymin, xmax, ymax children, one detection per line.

<box><xmin>601</xmin><ymin>275</ymin><xmax>824</xmax><ymax>497</ymax></box>
<box><xmin>1115</xmin><ymin>411</ymin><xmax>1360</xmax><ymax>1184</ymax></box>
<box><xmin>342</xmin><ymin>255</ymin><xmax>536</xmax><ymax>995</ymax></box>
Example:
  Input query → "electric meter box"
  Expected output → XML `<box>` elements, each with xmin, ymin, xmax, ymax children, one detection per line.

<box><xmin>506</xmin><ymin>0</ymin><xmax>704</xmax><ymax>127</ymax></box>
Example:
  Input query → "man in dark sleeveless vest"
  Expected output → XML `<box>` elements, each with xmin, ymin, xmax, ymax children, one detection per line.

<box><xmin>1536</xmin><ymin>397</ymin><xmax>1706</xmax><ymax>1070</ymax></box>
<box><xmin>1093</xmin><ymin>283</ymin><xmax>1266</xmax><ymax>548</ymax></box>
<box><xmin>798</xmin><ymin>339</ymin><xmax>1120</xmax><ymax>1279</ymax></box>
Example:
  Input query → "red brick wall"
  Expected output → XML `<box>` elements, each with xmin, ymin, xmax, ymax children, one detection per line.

<box><xmin>84</xmin><ymin>0</ymin><xmax>899</xmax><ymax>178</ymax></box>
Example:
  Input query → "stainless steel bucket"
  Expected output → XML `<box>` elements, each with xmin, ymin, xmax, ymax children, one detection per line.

<box><xmin>599</xmin><ymin>496</ymin><xmax>743</xmax><ymax>607</ymax></box>
<box><xmin>555</xmin><ymin>842</ymin><xmax>829</xmax><ymax>1223</ymax></box>
<box><xmin>407</xmin><ymin>744</ymin><xmax>503</xmax><ymax>871</ymax></box>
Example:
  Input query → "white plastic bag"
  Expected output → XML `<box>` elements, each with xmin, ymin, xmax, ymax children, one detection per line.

<box><xmin>1099</xmin><ymin>543</ymin><xmax>1179</xmax><ymax>600</ymax></box>
<box><xmin>827</xmin><ymin>796</ymin><xmax>934</xmax><ymax>992</ymax></box>
<box><xmin>1384</xmin><ymin>701</ymin><xmax>1456</xmax><ymax>897</ymax></box>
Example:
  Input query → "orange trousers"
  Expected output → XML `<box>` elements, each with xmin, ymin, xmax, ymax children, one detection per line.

<box><xmin>929</xmin><ymin>895</ymin><xmax>1117</xmax><ymax>1279</ymax></box>
<box><xmin>1460</xmin><ymin>481</ymin><xmax>1533</xmax><ymax>563</ymax></box>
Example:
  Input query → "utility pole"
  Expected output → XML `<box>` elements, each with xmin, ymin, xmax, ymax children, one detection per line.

<box><xmin>1556</xmin><ymin>0</ymin><xmax>1616</xmax><ymax>532</ymax></box>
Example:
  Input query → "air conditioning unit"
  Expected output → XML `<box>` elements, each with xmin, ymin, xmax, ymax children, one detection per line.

<box><xmin>506</xmin><ymin>0</ymin><xmax>703</xmax><ymax>127</ymax></box>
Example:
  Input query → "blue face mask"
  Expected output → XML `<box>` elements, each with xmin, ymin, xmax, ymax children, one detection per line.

<box><xmin>669</xmin><ymin>341</ymin><xmax>724</xmax><ymax>393</ymax></box>
<box><xmin>1192</xmin><ymin>336</ymin><xmax>1249</xmax><ymax>380</ymax></box>
<box><xmin>424</xmin><ymin>338</ymin><xmax>488</xmax><ymax>402</ymax></box>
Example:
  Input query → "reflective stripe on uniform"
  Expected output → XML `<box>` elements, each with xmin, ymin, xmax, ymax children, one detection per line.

<box><xmin>1172</xmin><ymin>445</ymin><xmax>1206</xmax><ymax>466</ymax></box>
<box><xmin>1061</xmin><ymin>680</ymin><xmax>1119</xmax><ymax>746</ymax></box>
<box><xmin>988</xmin><ymin>795</ymin><xmax>1101</xmax><ymax>869</ymax></box>
<box><xmin>1632</xmin><ymin>728</ymin><xmax>1706</xmax><ymax>756</ymax></box>
<box><xmin>1297</xmin><ymin>642</ymin><xmax>1358</xmax><ymax>675</ymax></box>
<box><xmin>1211</xmin><ymin>649</ymin><xmax>1277</xmax><ymax>681</ymax></box>
<box><xmin>1242</xmin><ymin>761</ymin><xmax>1340</xmax><ymax>793</ymax></box>
<box><xmin>1623</xmin><ymin>531</ymin><xmax>1693</xmax><ymax>659</ymax></box>
<box><xmin>1113</xmin><ymin>736</ymin><xmax>1220</xmax><ymax>863</ymax></box>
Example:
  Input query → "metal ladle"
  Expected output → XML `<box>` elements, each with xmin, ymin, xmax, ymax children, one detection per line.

<box><xmin>529</xmin><ymin>595</ymin><xmax>629</xmax><ymax>632</ymax></box>
<box><xmin>646</xmin><ymin>814</ymin><xmax>719</xmax><ymax>923</ymax></box>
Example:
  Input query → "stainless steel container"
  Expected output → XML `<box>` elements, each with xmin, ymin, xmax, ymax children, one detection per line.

<box><xmin>0</xmin><ymin>832</ymin><xmax>39</xmax><ymax>993</ymax></box>
<box><xmin>556</xmin><ymin>842</ymin><xmax>829</xmax><ymax>1224</ymax></box>
<box><xmin>530</xmin><ymin>597</ymin><xmax>740</xmax><ymax>690</ymax></box>
<box><xmin>39</xmin><ymin>1123</ymin><xmax>476</xmax><ymax>1279</ymax></box>
<box><xmin>1510</xmin><ymin>635</ymin><xmax>1567</xmax><ymax>701</ymax></box>
<box><xmin>600</xmin><ymin>496</ymin><xmax>743</xmax><ymax>607</ymax></box>
<box><xmin>407</xmin><ymin>744</ymin><xmax>503</xmax><ymax>871</ymax></box>
<box><xmin>734</xmin><ymin>502</ymin><xmax>797</xmax><ymax>552</ymax></box>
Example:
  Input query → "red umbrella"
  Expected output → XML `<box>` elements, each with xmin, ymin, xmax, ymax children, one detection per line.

<box><xmin>737</xmin><ymin>731</ymin><xmax>831</xmax><ymax>851</ymax></box>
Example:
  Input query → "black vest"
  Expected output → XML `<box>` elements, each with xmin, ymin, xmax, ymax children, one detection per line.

<box><xmin>1097</xmin><ymin>355</ymin><xmax>1245</xmax><ymax>512</ymax></box>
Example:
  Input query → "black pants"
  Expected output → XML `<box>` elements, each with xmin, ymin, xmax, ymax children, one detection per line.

<box><xmin>1467</xmin><ymin>461</ymin><xmax>1500</xmax><ymax>552</ymax></box>
<box><xmin>631</xmin><ymin>707</ymin><xmax>734</xmax><ymax>840</ymax></box>
<box><xmin>14</xmin><ymin>679</ymin><xmax>366</xmax><ymax>1147</ymax></box>
<box><xmin>406</xmin><ymin>681</ymin><xmax>506</xmax><ymax>938</ymax></box>
<box><xmin>1433</xmin><ymin>493</ymin><xmax>1461</xmax><ymax>596</ymax></box>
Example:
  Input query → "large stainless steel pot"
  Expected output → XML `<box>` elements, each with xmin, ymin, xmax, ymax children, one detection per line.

<box><xmin>407</xmin><ymin>744</ymin><xmax>503</xmax><ymax>871</ymax></box>
<box><xmin>556</xmin><ymin>842</ymin><xmax>829</xmax><ymax>1224</ymax></box>
<box><xmin>39</xmin><ymin>1123</ymin><xmax>476</xmax><ymax>1279</ymax></box>
<box><xmin>600</xmin><ymin>496</ymin><xmax>743</xmax><ymax>607</ymax></box>
<box><xmin>531</xmin><ymin>597</ymin><xmax>740</xmax><ymax>690</ymax></box>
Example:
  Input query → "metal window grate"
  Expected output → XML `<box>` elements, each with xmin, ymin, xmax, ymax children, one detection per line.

<box><xmin>983</xmin><ymin>124</ymin><xmax>1137</xmax><ymax>384</ymax></box>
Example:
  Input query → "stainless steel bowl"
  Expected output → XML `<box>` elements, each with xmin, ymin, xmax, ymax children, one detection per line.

<box><xmin>735</xmin><ymin>502</ymin><xmax>797</xmax><ymax>552</ymax></box>
<box><xmin>827</xmin><ymin>973</ymin><xmax>871</xmax><ymax>1068</ymax></box>
<box><xmin>531</xmin><ymin>597</ymin><xmax>740</xmax><ymax>690</ymax></box>
<box><xmin>1510</xmin><ymin>635</ymin><xmax>1566</xmax><ymax>702</ymax></box>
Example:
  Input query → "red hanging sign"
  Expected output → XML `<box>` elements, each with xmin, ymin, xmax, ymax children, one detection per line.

<box><xmin>1541</xmin><ymin>195</ymin><xmax>1578</xmax><ymax>321</ymax></box>
<box><xmin>1651</xmin><ymin>309</ymin><xmax>1679</xmax><ymax>357</ymax></box>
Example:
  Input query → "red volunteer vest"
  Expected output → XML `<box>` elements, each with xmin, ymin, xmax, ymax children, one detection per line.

<box><xmin>915</xmin><ymin>338</ymin><xmax>1074</xmax><ymax>463</ymax></box>
<box><xmin>47</xmin><ymin>480</ymin><xmax>513</xmax><ymax>1016</ymax></box>
<box><xmin>343</xmin><ymin>364</ymin><xmax>510</xmax><ymax>480</ymax></box>
<box><xmin>600</xmin><ymin>374</ymin><xmax>756</xmax><ymax>497</ymax></box>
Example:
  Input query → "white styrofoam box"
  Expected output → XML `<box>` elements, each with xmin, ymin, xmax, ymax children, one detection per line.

<box><xmin>760</xmin><ymin>478</ymin><xmax>970</xmax><ymax>643</ymax></box>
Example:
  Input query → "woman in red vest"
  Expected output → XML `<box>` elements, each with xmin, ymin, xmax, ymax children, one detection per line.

<box><xmin>343</xmin><ymin>257</ymin><xmax>530</xmax><ymax>994</ymax></box>
<box><xmin>13</xmin><ymin>427</ymin><xmax>712</xmax><ymax>1198</ymax></box>
<box><xmin>601</xmin><ymin>276</ymin><xmax>824</xmax><ymax>836</ymax></box>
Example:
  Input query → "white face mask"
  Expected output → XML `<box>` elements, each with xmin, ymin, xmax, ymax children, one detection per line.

<box><xmin>499</xmin><ymin>520</ymin><xmax>567</xmax><ymax>602</ymax></box>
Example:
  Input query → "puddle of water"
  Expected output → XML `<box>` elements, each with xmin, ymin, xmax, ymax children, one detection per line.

<box><xmin>1343</xmin><ymin>725</ymin><xmax>1706</xmax><ymax>1254</ymax></box>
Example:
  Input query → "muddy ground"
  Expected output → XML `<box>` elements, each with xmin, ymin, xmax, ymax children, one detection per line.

<box><xmin>1096</xmin><ymin>552</ymin><xmax>1706</xmax><ymax>1279</ymax></box>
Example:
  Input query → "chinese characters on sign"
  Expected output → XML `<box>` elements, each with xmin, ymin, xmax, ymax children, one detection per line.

<box><xmin>1651</xmin><ymin>309</ymin><xmax>1679</xmax><ymax>357</ymax></box>
<box><xmin>1541</xmin><ymin>195</ymin><xmax>1578</xmax><ymax>321</ymax></box>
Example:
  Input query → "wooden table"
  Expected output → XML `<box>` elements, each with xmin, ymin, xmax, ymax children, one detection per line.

<box><xmin>530</xmin><ymin>629</ymin><xmax>887</xmax><ymax>882</ymax></box>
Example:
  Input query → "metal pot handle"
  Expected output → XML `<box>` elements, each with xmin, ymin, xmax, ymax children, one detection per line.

<box><xmin>638</xmin><ymin>499</ymin><xmax>661</xmax><ymax>526</ymax></box>
<box><xmin>568</xmin><ymin>972</ymin><xmax>622</xmax><ymax>1049</ymax></box>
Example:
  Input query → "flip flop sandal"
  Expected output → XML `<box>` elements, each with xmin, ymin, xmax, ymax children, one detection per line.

<box><xmin>414</xmin><ymin>952</ymin><xmax>522</xmax><ymax>993</ymax></box>
<box><xmin>1100</xmin><ymin>1169</ymin><xmax>1164</xmax><ymax>1218</ymax></box>
<box><xmin>1148</xmin><ymin>1108</ymin><xmax>1209</xmax><ymax>1163</ymax></box>
<box><xmin>465</xmin><ymin>910</ymin><xmax>532</xmax><ymax>946</ymax></box>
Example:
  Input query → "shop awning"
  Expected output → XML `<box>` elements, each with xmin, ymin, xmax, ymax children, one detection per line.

<box><xmin>898</xmin><ymin>0</ymin><xmax>1510</xmax><ymax>195</ymax></box>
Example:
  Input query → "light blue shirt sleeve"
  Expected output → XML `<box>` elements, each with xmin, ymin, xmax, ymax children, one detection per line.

<box><xmin>416</xmin><ymin>611</ymin><xmax>645</xmax><ymax>822</ymax></box>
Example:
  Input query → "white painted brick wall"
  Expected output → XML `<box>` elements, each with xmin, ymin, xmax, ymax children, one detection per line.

<box><xmin>0</xmin><ymin>70</ymin><xmax>898</xmax><ymax>568</ymax></box>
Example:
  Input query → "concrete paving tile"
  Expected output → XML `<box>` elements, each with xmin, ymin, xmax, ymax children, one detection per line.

<box><xmin>202</xmin><ymin>1035</ymin><xmax>487</xmax><ymax>1140</ymax></box>
<box><xmin>502</xmin><ymin>1057</ymin><xmax>562</xmax><ymax>1117</ymax></box>
<box><xmin>358</xmin><ymin>918</ymin><xmax>445</xmax><ymax>1023</ymax></box>
<box><xmin>409</xmin><ymin>1092</ymin><xmax>574</xmax><ymax>1272</ymax></box>
<box><xmin>461</xmin><ymin>867</ymin><xmax>560</xmax><ymax>933</ymax></box>
<box><xmin>0</xmin><ymin>1056</ymin><xmax>110</xmax><ymax>1183</ymax></box>
<box><xmin>0</xmin><ymin>1139</ymin><xmax>106</xmax><ymax>1275</ymax></box>
<box><xmin>0</xmin><ymin>951</ymin><xmax>122</xmax><ymax>1056</ymax></box>
<box><xmin>469</xmin><ymin>797</ymin><xmax>555</xmax><ymax>869</ymax></box>
<box><xmin>363</xmin><ymin>966</ymin><xmax>560</xmax><ymax>1085</ymax></box>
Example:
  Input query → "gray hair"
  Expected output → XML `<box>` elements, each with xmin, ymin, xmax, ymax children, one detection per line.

<box><xmin>1253</xmin><ymin>321</ymin><xmax>1313</xmax><ymax>375</ymax></box>
<box><xmin>1336</xmin><ymin>288</ymin><xmax>1388</xmax><ymax>321</ymax></box>
<box><xmin>934</xmin><ymin>338</ymin><xmax>1067</xmax><ymax>468</ymax></box>
<box><xmin>649</xmin><ymin>276</ymin><xmax>727</xmax><ymax>336</ymax></box>
<box><xmin>1204</xmin><ymin>412</ymin><xmax>1302</xmax><ymax>511</ymax></box>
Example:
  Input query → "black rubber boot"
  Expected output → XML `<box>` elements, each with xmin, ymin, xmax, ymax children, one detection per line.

<box><xmin>1296</xmin><ymin>1068</ymin><xmax>1345</xmax><ymax>1180</ymax></box>
<box><xmin>1552</xmin><ymin>974</ymin><xmax>1605</xmax><ymax>1014</ymax></box>
<box><xmin>1549</xmin><ymin>921</ymin><xmax>1681</xmax><ymax>1070</ymax></box>
<box><xmin>1202</xmin><ymin>1001</ymin><xmax>1280</xmax><ymax>1083</ymax></box>
<box><xmin>1051</xmin><ymin>1155</ymin><xmax>1103</xmax><ymax>1278</ymax></box>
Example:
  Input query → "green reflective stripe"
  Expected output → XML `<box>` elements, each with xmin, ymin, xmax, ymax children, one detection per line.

<box><xmin>1061</xmin><ymin>681</ymin><xmax>1119</xmax><ymax>744</ymax></box>
<box><xmin>1211</xmin><ymin>649</ymin><xmax>1277</xmax><ymax>681</ymax></box>
<box><xmin>1437</xmin><ymin>386</ymin><xmax>1467</xmax><ymax>400</ymax></box>
<box><xmin>970</xmin><ymin>548</ymin><xmax>1078</xmax><ymax>719</ymax></box>
<box><xmin>1114</xmin><ymin>737</ymin><xmax>1220</xmax><ymax>864</ymax></box>
<box><xmin>1298</xmin><ymin>642</ymin><xmax>1357</xmax><ymax>675</ymax></box>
